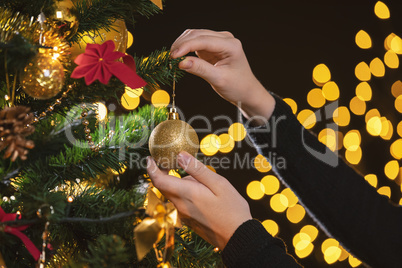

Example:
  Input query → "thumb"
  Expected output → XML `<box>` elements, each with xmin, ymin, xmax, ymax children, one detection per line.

<box><xmin>177</xmin><ymin>151</ymin><xmax>221</xmax><ymax>192</ymax></box>
<box><xmin>179</xmin><ymin>56</ymin><xmax>220</xmax><ymax>86</ymax></box>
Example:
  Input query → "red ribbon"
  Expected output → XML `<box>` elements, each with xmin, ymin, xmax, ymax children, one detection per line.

<box><xmin>0</xmin><ymin>207</ymin><xmax>41</xmax><ymax>261</ymax></box>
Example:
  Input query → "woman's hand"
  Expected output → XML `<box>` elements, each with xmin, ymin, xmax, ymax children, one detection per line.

<box><xmin>147</xmin><ymin>151</ymin><xmax>252</xmax><ymax>250</ymax></box>
<box><xmin>171</xmin><ymin>29</ymin><xmax>276</xmax><ymax>124</ymax></box>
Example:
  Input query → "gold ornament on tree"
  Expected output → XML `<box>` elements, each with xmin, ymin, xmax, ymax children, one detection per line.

<box><xmin>0</xmin><ymin>106</ymin><xmax>35</xmax><ymax>161</ymax></box>
<box><xmin>51</xmin><ymin>0</ymin><xmax>79</xmax><ymax>40</ymax></box>
<box><xmin>70</xmin><ymin>19</ymin><xmax>128</xmax><ymax>60</ymax></box>
<box><xmin>149</xmin><ymin>70</ymin><xmax>199</xmax><ymax>169</ymax></box>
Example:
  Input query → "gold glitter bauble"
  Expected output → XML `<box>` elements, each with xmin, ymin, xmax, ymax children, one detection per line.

<box><xmin>20</xmin><ymin>52</ymin><xmax>65</xmax><ymax>99</ymax></box>
<box><xmin>70</xmin><ymin>19</ymin><xmax>128</xmax><ymax>60</ymax></box>
<box><xmin>149</xmin><ymin>118</ymin><xmax>199</xmax><ymax>169</ymax></box>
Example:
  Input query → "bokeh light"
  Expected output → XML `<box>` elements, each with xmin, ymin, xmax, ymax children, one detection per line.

<box><xmin>246</xmin><ymin>181</ymin><xmax>265</xmax><ymax>200</ymax></box>
<box><xmin>125</xmin><ymin>86</ymin><xmax>143</xmax><ymax>98</ymax></box>
<box><xmin>297</xmin><ymin>109</ymin><xmax>316</xmax><ymax>129</ymax></box>
<box><xmin>355</xmin><ymin>82</ymin><xmax>372</xmax><ymax>101</ymax></box>
<box><xmin>295</xmin><ymin>242</ymin><xmax>314</xmax><ymax>259</ymax></box>
<box><xmin>283</xmin><ymin>98</ymin><xmax>298</xmax><ymax>114</ymax></box>
<box><xmin>261</xmin><ymin>175</ymin><xmax>280</xmax><ymax>195</ymax></box>
<box><xmin>318</xmin><ymin>128</ymin><xmax>338</xmax><ymax>151</ymax></box>
<box><xmin>390</xmin><ymin>35</ymin><xmax>402</xmax><ymax>54</ymax></box>
<box><xmin>200</xmin><ymin>134</ymin><xmax>221</xmax><ymax>156</ymax></box>
<box><xmin>349</xmin><ymin>96</ymin><xmax>366</xmax><ymax>116</ymax></box>
<box><xmin>322</xmin><ymin>81</ymin><xmax>340</xmax><ymax>101</ymax></box>
<box><xmin>262</xmin><ymin>219</ymin><xmax>279</xmax><ymax>236</ymax></box>
<box><xmin>374</xmin><ymin>1</ymin><xmax>390</xmax><ymax>19</ymax></box>
<box><xmin>300</xmin><ymin>225</ymin><xmax>319</xmax><ymax>242</ymax></box>
<box><xmin>364</xmin><ymin>174</ymin><xmax>378</xmax><ymax>188</ymax></box>
<box><xmin>366</xmin><ymin>116</ymin><xmax>382</xmax><ymax>136</ymax></box>
<box><xmin>169</xmin><ymin>169</ymin><xmax>181</xmax><ymax>178</ymax></box>
<box><xmin>365</xmin><ymin>109</ymin><xmax>381</xmax><ymax>123</ymax></box>
<box><xmin>398</xmin><ymin>121</ymin><xmax>402</xmax><ymax>137</ymax></box>
<box><xmin>151</xmin><ymin>90</ymin><xmax>170</xmax><ymax>107</ymax></box>
<box><xmin>384</xmin><ymin>50</ymin><xmax>399</xmax><ymax>69</ymax></box>
<box><xmin>384</xmin><ymin>33</ymin><xmax>396</xmax><ymax>51</ymax></box>
<box><xmin>345</xmin><ymin>147</ymin><xmax>362</xmax><ymax>165</ymax></box>
<box><xmin>369</xmin><ymin>57</ymin><xmax>385</xmax><ymax>77</ymax></box>
<box><xmin>121</xmin><ymin>92</ymin><xmax>140</xmax><ymax>110</ymax></box>
<box><xmin>355</xmin><ymin>62</ymin><xmax>371</xmax><ymax>81</ymax></box>
<box><xmin>127</xmin><ymin>31</ymin><xmax>134</xmax><ymax>48</ymax></box>
<box><xmin>312</xmin><ymin>64</ymin><xmax>331</xmax><ymax>86</ymax></box>
<box><xmin>395</xmin><ymin>95</ymin><xmax>402</xmax><ymax>113</ymax></box>
<box><xmin>377</xmin><ymin>186</ymin><xmax>391</xmax><ymax>198</ymax></box>
<box><xmin>228</xmin><ymin>122</ymin><xmax>247</xmax><ymax>142</ymax></box>
<box><xmin>270</xmin><ymin>193</ymin><xmax>288</xmax><ymax>213</ymax></box>
<box><xmin>380</xmin><ymin>118</ymin><xmax>393</xmax><ymax>140</ymax></box>
<box><xmin>348</xmin><ymin>255</ymin><xmax>362</xmax><ymax>267</ymax></box>
<box><xmin>307</xmin><ymin>88</ymin><xmax>326</xmax><ymax>108</ymax></box>
<box><xmin>281</xmin><ymin>188</ymin><xmax>298</xmax><ymax>207</ymax></box>
<box><xmin>391</xmin><ymin>80</ymin><xmax>402</xmax><ymax>98</ymax></box>
<box><xmin>333</xmin><ymin>106</ymin><xmax>351</xmax><ymax>127</ymax></box>
<box><xmin>286</xmin><ymin>204</ymin><xmax>306</xmax><ymax>224</ymax></box>
<box><xmin>254</xmin><ymin>154</ymin><xmax>272</xmax><ymax>173</ymax></box>
<box><xmin>384</xmin><ymin>160</ymin><xmax>399</xmax><ymax>180</ymax></box>
<box><xmin>355</xmin><ymin>30</ymin><xmax>372</xmax><ymax>49</ymax></box>
<box><xmin>218</xmin><ymin>133</ymin><xmax>235</xmax><ymax>153</ymax></box>
<box><xmin>343</xmin><ymin>130</ymin><xmax>361</xmax><ymax>151</ymax></box>
<box><xmin>293</xmin><ymin>233</ymin><xmax>312</xmax><ymax>250</ymax></box>
<box><xmin>96</xmin><ymin>102</ymin><xmax>107</xmax><ymax>121</ymax></box>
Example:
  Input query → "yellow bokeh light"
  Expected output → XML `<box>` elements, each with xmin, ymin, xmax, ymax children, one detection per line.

<box><xmin>300</xmin><ymin>225</ymin><xmax>319</xmax><ymax>242</ymax></box>
<box><xmin>228</xmin><ymin>122</ymin><xmax>247</xmax><ymax>142</ymax></box>
<box><xmin>262</xmin><ymin>219</ymin><xmax>279</xmax><ymax>236</ymax></box>
<box><xmin>218</xmin><ymin>133</ymin><xmax>235</xmax><ymax>153</ymax></box>
<box><xmin>365</xmin><ymin>109</ymin><xmax>380</xmax><ymax>123</ymax></box>
<box><xmin>293</xmin><ymin>233</ymin><xmax>312</xmax><ymax>250</ymax></box>
<box><xmin>121</xmin><ymin>93</ymin><xmax>140</xmax><ymax>110</ymax></box>
<box><xmin>151</xmin><ymin>90</ymin><xmax>170</xmax><ymax>107</ymax></box>
<box><xmin>377</xmin><ymin>186</ymin><xmax>391</xmax><ymax>198</ymax></box>
<box><xmin>127</xmin><ymin>31</ymin><xmax>134</xmax><ymax>48</ymax></box>
<box><xmin>384</xmin><ymin>50</ymin><xmax>399</xmax><ymax>69</ymax></box>
<box><xmin>324</xmin><ymin>246</ymin><xmax>342</xmax><ymax>264</ymax></box>
<box><xmin>283</xmin><ymin>98</ymin><xmax>298</xmax><ymax>114</ymax></box>
<box><xmin>366</xmin><ymin>116</ymin><xmax>382</xmax><ymax>136</ymax></box>
<box><xmin>254</xmin><ymin>154</ymin><xmax>272</xmax><ymax>173</ymax></box>
<box><xmin>345</xmin><ymin>146</ymin><xmax>362</xmax><ymax>165</ymax></box>
<box><xmin>395</xmin><ymin>95</ymin><xmax>402</xmax><ymax>113</ymax></box>
<box><xmin>339</xmin><ymin>246</ymin><xmax>349</xmax><ymax>261</ymax></box>
<box><xmin>297</xmin><ymin>109</ymin><xmax>316</xmax><ymax>129</ymax></box>
<box><xmin>270</xmin><ymin>193</ymin><xmax>288</xmax><ymax>213</ymax></box>
<box><xmin>380</xmin><ymin>118</ymin><xmax>393</xmax><ymax>140</ymax></box>
<box><xmin>322</xmin><ymin>81</ymin><xmax>340</xmax><ymax>101</ymax></box>
<box><xmin>364</xmin><ymin>174</ymin><xmax>378</xmax><ymax>188</ymax></box>
<box><xmin>343</xmin><ymin>130</ymin><xmax>361</xmax><ymax>151</ymax></box>
<box><xmin>349</xmin><ymin>96</ymin><xmax>366</xmax><ymax>116</ymax></box>
<box><xmin>321</xmin><ymin>238</ymin><xmax>339</xmax><ymax>253</ymax></box>
<box><xmin>374</xmin><ymin>1</ymin><xmax>390</xmax><ymax>19</ymax></box>
<box><xmin>307</xmin><ymin>88</ymin><xmax>326</xmax><ymax>108</ymax></box>
<box><xmin>96</xmin><ymin>102</ymin><xmax>107</xmax><ymax>121</ymax></box>
<box><xmin>318</xmin><ymin>128</ymin><xmax>338</xmax><ymax>151</ymax></box>
<box><xmin>206</xmin><ymin>165</ymin><xmax>216</xmax><ymax>173</ymax></box>
<box><xmin>261</xmin><ymin>175</ymin><xmax>280</xmax><ymax>195</ymax></box>
<box><xmin>286</xmin><ymin>204</ymin><xmax>306</xmax><ymax>224</ymax></box>
<box><xmin>295</xmin><ymin>242</ymin><xmax>314</xmax><ymax>259</ymax></box>
<box><xmin>281</xmin><ymin>188</ymin><xmax>298</xmax><ymax>207</ymax></box>
<box><xmin>125</xmin><ymin>86</ymin><xmax>143</xmax><ymax>98</ymax></box>
<box><xmin>333</xmin><ymin>106</ymin><xmax>351</xmax><ymax>127</ymax></box>
<box><xmin>200</xmin><ymin>134</ymin><xmax>221</xmax><ymax>156</ymax></box>
<box><xmin>356</xmin><ymin>82</ymin><xmax>372</xmax><ymax>101</ymax></box>
<box><xmin>246</xmin><ymin>181</ymin><xmax>265</xmax><ymax>200</ymax></box>
<box><xmin>391</xmin><ymin>80</ymin><xmax>402</xmax><ymax>98</ymax></box>
<box><xmin>384</xmin><ymin>33</ymin><xmax>396</xmax><ymax>51</ymax></box>
<box><xmin>312</xmin><ymin>64</ymin><xmax>331</xmax><ymax>86</ymax></box>
<box><xmin>384</xmin><ymin>160</ymin><xmax>399</xmax><ymax>180</ymax></box>
<box><xmin>355</xmin><ymin>62</ymin><xmax>371</xmax><ymax>81</ymax></box>
<box><xmin>390</xmin><ymin>35</ymin><xmax>402</xmax><ymax>55</ymax></box>
<box><xmin>169</xmin><ymin>169</ymin><xmax>181</xmax><ymax>178</ymax></box>
<box><xmin>397</xmin><ymin>121</ymin><xmax>402</xmax><ymax>137</ymax></box>
<box><xmin>369</xmin><ymin>57</ymin><xmax>385</xmax><ymax>77</ymax></box>
<box><xmin>349</xmin><ymin>255</ymin><xmax>362</xmax><ymax>267</ymax></box>
<box><xmin>355</xmin><ymin>30</ymin><xmax>372</xmax><ymax>49</ymax></box>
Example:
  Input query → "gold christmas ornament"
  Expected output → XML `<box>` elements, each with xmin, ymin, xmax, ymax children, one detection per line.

<box><xmin>149</xmin><ymin>108</ymin><xmax>199</xmax><ymax>169</ymax></box>
<box><xmin>51</xmin><ymin>0</ymin><xmax>79</xmax><ymax>40</ymax></box>
<box><xmin>20</xmin><ymin>52</ymin><xmax>65</xmax><ymax>99</ymax></box>
<box><xmin>70</xmin><ymin>19</ymin><xmax>128</xmax><ymax>60</ymax></box>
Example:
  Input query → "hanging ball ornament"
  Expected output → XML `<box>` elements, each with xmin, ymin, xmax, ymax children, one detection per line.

<box><xmin>149</xmin><ymin>108</ymin><xmax>199</xmax><ymax>169</ymax></box>
<box><xmin>20</xmin><ymin>52</ymin><xmax>65</xmax><ymax>99</ymax></box>
<box><xmin>51</xmin><ymin>0</ymin><xmax>79</xmax><ymax>40</ymax></box>
<box><xmin>70</xmin><ymin>19</ymin><xmax>128</xmax><ymax>60</ymax></box>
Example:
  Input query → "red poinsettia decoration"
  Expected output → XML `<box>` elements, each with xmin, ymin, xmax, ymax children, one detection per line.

<box><xmin>71</xmin><ymin>40</ymin><xmax>147</xmax><ymax>89</ymax></box>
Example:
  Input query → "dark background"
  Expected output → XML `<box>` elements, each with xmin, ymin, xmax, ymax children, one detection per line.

<box><xmin>132</xmin><ymin>1</ymin><xmax>402</xmax><ymax>266</ymax></box>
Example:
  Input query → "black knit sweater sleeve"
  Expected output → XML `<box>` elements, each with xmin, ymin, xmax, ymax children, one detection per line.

<box><xmin>222</xmin><ymin>219</ymin><xmax>302</xmax><ymax>267</ymax></box>
<box><xmin>240</xmin><ymin>94</ymin><xmax>402</xmax><ymax>267</ymax></box>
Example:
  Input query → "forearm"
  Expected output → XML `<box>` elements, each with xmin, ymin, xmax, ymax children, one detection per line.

<box><xmin>243</xmin><ymin>94</ymin><xmax>402</xmax><ymax>267</ymax></box>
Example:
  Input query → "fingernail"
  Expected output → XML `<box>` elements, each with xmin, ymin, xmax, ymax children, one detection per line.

<box><xmin>177</xmin><ymin>151</ymin><xmax>191</xmax><ymax>167</ymax></box>
<box><xmin>180</xmin><ymin>58</ymin><xmax>192</xmax><ymax>69</ymax></box>
<box><xmin>171</xmin><ymin>49</ymin><xmax>178</xmax><ymax>58</ymax></box>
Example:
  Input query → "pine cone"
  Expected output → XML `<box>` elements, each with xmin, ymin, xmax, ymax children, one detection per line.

<box><xmin>0</xmin><ymin>106</ymin><xmax>35</xmax><ymax>161</ymax></box>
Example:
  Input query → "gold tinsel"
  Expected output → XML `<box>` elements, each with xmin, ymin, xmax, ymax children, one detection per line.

<box><xmin>0</xmin><ymin>7</ymin><xmax>70</xmax><ymax>64</ymax></box>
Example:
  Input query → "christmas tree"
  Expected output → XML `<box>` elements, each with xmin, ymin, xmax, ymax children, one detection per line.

<box><xmin>0</xmin><ymin>0</ymin><xmax>221</xmax><ymax>267</ymax></box>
